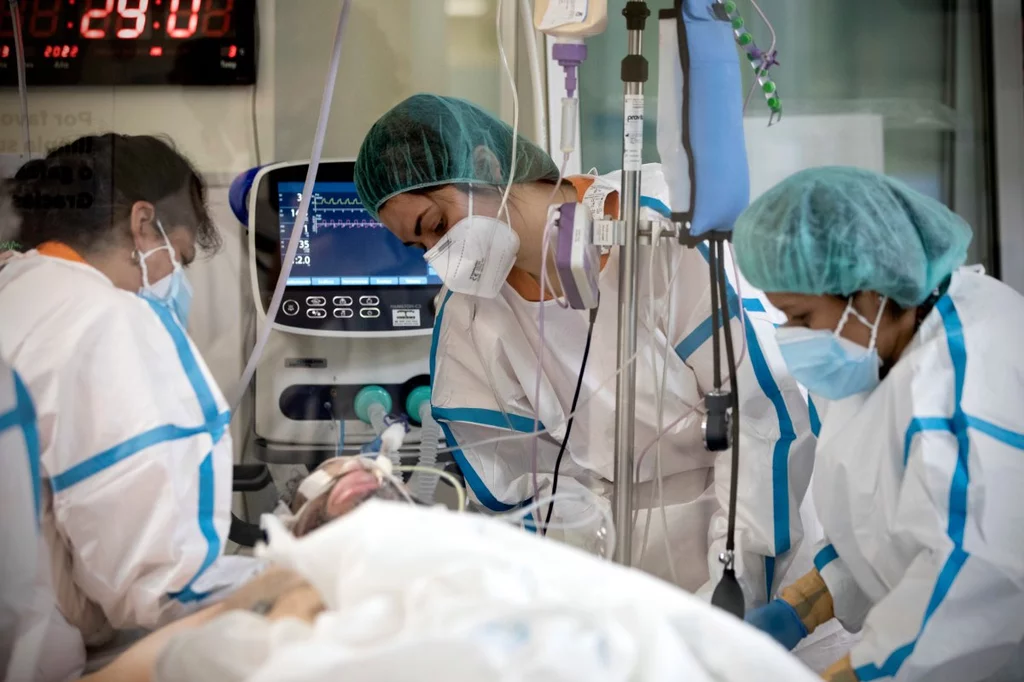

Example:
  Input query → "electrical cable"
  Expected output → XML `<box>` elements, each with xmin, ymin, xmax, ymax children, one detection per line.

<box><xmin>437</xmin><ymin>241</ymin><xmax>686</xmax><ymax>459</ymax></box>
<box><xmin>715</xmin><ymin>239</ymin><xmax>741</xmax><ymax>555</ymax></box>
<box><xmin>9</xmin><ymin>0</ymin><xmax>30</xmax><ymax>156</ymax></box>
<box><xmin>542</xmin><ymin>304</ymin><xmax>597</xmax><ymax>534</ymax></box>
<box><xmin>632</xmin><ymin>246</ymin><xmax>751</xmax><ymax>474</ymax></box>
<box><xmin>528</xmin><ymin>153</ymin><xmax>573</xmax><ymax>506</ymax></box>
<box><xmin>708</xmin><ymin>237</ymin><xmax>722</xmax><ymax>388</ymax></box>
<box><xmin>707</xmin><ymin>236</ymin><xmax>745</xmax><ymax>618</ymax></box>
<box><xmin>529</xmin><ymin>218</ymin><xmax>557</xmax><ymax>504</ymax></box>
<box><xmin>250</xmin><ymin>2</ymin><xmax>262</xmax><ymax>166</ymax></box>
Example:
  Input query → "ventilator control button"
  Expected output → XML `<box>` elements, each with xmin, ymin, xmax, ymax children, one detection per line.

<box><xmin>306</xmin><ymin>296</ymin><xmax>327</xmax><ymax>307</ymax></box>
<box><xmin>333</xmin><ymin>295</ymin><xmax>353</xmax><ymax>306</ymax></box>
<box><xmin>359</xmin><ymin>295</ymin><xmax>380</xmax><ymax>306</ymax></box>
<box><xmin>307</xmin><ymin>308</ymin><xmax>327</xmax><ymax>319</ymax></box>
<box><xmin>282</xmin><ymin>299</ymin><xmax>300</xmax><ymax>316</ymax></box>
<box><xmin>333</xmin><ymin>308</ymin><xmax>353</xmax><ymax>319</ymax></box>
<box><xmin>359</xmin><ymin>307</ymin><xmax>380</xmax><ymax>319</ymax></box>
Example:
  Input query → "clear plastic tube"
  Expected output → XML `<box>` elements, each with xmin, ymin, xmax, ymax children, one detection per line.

<box><xmin>529</xmin><ymin>152</ymin><xmax>573</xmax><ymax>506</ymax></box>
<box><xmin>560</xmin><ymin>97</ymin><xmax>578</xmax><ymax>155</ymax></box>
<box><xmin>495</xmin><ymin>0</ymin><xmax>520</xmax><ymax>218</ymax></box>
<box><xmin>410</xmin><ymin>403</ymin><xmax>442</xmax><ymax>505</ymax></box>
<box><xmin>499</xmin><ymin>492</ymin><xmax>616</xmax><ymax>560</ymax></box>
<box><xmin>519</xmin><ymin>0</ymin><xmax>548</xmax><ymax>152</ymax></box>
<box><xmin>368</xmin><ymin>403</ymin><xmax>388</xmax><ymax>437</ymax></box>
<box><xmin>396</xmin><ymin>465</ymin><xmax>467</xmax><ymax>512</ymax></box>
<box><xmin>9</xmin><ymin>0</ymin><xmax>30</xmax><ymax>155</ymax></box>
<box><xmin>437</xmin><ymin>328</ymin><xmax>647</xmax><ymax>457</ymax></box>
<box><xmin>229</xmin><ymin>0</ymin><xmax>353</xmax><ymax>413</ymax></box>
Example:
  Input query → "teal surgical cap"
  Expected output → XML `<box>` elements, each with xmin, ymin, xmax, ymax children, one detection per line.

<box><xmin>733</xmin><ymin>166</ymin><xmax>973</xmax><ymax>307</ymax></box>
<box><xmin>354</xmin><ymin>93</ymin><xmax>560</xmax><ymax>220</ymax></box>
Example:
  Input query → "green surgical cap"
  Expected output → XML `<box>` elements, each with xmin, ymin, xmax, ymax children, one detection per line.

<box><xmin>733</xmin><ymin>166</ymin><xmax>972</xmax><ymax>307</ymax></box>
<box><xmin>354</xmin><ymin>94</ymin><xmax>560</xmax><ymax>219</ymax></box>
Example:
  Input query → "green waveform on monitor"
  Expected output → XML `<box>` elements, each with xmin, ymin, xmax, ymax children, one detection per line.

<box><xmin>313</xmin><ymin>196</ymin><xmax>363</xmax><ymax>206</ymax></box>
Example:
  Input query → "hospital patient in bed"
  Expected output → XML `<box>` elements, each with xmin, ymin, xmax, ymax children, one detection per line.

<box><xmin>33</xmin><ymin>448</ymin><xmax>822</xmax><ymax>682</ymax></box>
<box><xmin>145</xmin><ymin>500</ymin><xmax>821</xmax><ymax>682</ymax></box>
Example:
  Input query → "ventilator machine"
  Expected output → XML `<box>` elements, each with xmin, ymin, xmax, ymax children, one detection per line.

<box><xmin>228</xmin><ymin>159</ymin><xmax>449</xmax><ymax>504</ymax></box>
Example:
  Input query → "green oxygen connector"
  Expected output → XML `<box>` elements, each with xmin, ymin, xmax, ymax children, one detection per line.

<box><xmin>406</xmin><ymin>386</ymin><xmax>432</xmax><ymax>425</ymax></box>
<box><xmin>354</xmin><ymin>385</ymin><xmax>393</xmax><ymax>426</ymax></box>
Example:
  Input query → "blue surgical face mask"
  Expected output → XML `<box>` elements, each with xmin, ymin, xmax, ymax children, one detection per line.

<box><xmin>775</xmin><ymin>296</ymin><xmax>888</xmax><ymax>401</ymax></box>
<box><xmin>138</xmin><ymin>220</ymin><xmax>193</xmax><ymax>326</ymax></box>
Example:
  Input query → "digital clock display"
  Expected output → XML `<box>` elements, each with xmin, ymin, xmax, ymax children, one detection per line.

<box><xmin>0</xmin><ymin>0</ymin><xmax>255</xmax><ymax>86</ymax></box>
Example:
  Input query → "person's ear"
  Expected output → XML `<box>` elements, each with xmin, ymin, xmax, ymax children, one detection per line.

<box><xmin>852</xmin><ymin>291</ymin><xmax>886</xmax><ymax>320</ymax></box>
<box><xmin>129</xmin><ymin>200</ymin><xmax>157</xmax><ymax>248</ymax></box>
<box><xmin>472</xmin><ymin>145</ymin><xmax>504</xmax><ymax>184</ymax></box>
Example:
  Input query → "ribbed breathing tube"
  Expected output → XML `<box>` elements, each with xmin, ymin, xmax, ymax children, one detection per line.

<box><xmin>411</xmin><ymin>402</ymin><xmax>442</xmax><ymax>505</ymax></box>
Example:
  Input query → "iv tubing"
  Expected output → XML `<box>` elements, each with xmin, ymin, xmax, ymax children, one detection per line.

<box><xmin>519</xmin><ymin>0</ymin><xmax>549</xmax><ymax>152</ymax></box>
<box><xmin>229</xmin><ymin>0</ymin><xmax>353</xmax><ymax>413</ymax></box>
<box><xmin>495</xmin><ymin>0</ymin><xmax>520</xmax><ymax>218</ymax></box>
<box><xmin>9</xmin><ymin>0</ymin><xmax>30</xmax><ymax>155</ymax></box>
<box><xmin>500</xmin><ymin>492</ymin><xmax>616</xmax><ymax>560</ymax></box>
<box><xmin>396</xmin><ymin>465</ymin><xmax>467</xmax><ymax>512</ymax></box>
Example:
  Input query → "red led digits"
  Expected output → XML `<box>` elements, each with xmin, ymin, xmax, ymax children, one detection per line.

<box><xmin>0</xmin><ymin>5</ymin><xmax>13</xmax><ymax>39</ymax></box>
<box><xmin>167</xmin><ymin>0</ymin><xmax>199</xmax><ymax>38</ymax></box>
<box><xmin>200</xmin><ymin>0</ymin><xmax>231</xmax><ymax>38</ymax></box>
<box><xmin>81</xmin><ymin>0</ymin><xmax>115</xmax><ymax>38</ymax></box>
<box><xmin>0</xmin><ymin>0</ymin><xmax>238</xmax><ymax>47</ymax></box>
<box><xmin>0</xmin><ymin>0</ymin><xmax>59</xmax><ymax>39</ymax></box>
<box><xmin>30</xmin><ymin>0</ymin><xmax>60</xmax><ymax>38</ymax></box>
<box><xmin>42</xmin><ymin>43</ymin><xmax>78</xmax><ymax>57</ymax></box>
<box><xmin>115</xmin><ymin>0</ymin><xmax>148</xmax><ymax>39</ymax></box>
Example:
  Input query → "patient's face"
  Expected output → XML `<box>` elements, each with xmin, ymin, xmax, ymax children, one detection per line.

<box><xmin>291</xmin><ymin>459</ymin><xmax>406</xmax><ymax>536</ymax></box>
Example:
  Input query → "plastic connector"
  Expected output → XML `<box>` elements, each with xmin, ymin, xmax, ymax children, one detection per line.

<box><xmin>552</xmin><ymin>40</ymin><xmax>588</xmax><ymax>98</ymax></box>
<box><xmin>405</xmin><ymin>385</ymin><xmax>432</xmax><ymax>424</ymax></box>
<box><xmin>354</xmin><ymin>386</ymin><xmax>392</xmax><ymax>425</ymax></box>
<box><xmin>379</xmin><ymin>424</ymin><xmax>406</xmax><ymax>459</ymax></box>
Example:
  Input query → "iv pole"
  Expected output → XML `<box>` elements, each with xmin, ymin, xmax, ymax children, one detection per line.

<box><xmin>612</xmin><ymin>0</ymin><xmax>651</xmax><ymax>565</ymax></box>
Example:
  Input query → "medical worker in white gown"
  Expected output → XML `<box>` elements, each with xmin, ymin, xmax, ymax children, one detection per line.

<box><xmin>0</xmin><ymin>134</ymin><xmax>266</xmax><ymax>658</ymax></box>
<box><xmin>353</xmin><ymin>94</ymin><xmax>819</xmax><ymax>602</ymax></box>
<box><xmin>735</xmin><ymin>166</ymin><xmax>1024</xmax><ymax>682</ymax></box>
<box><xmin>0</xmin><ymin>358</ymin><xmax>88</xmax><ymax>681</ymax></box>
<box><xmin>0</xmin><ymin>356</ymin><xmax>332</xmax><ymax>682</ymax></box>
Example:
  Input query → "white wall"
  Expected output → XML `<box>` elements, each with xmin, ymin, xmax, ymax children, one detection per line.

<box><xmin>0</xmin><ymin>0</ymin><xmax>534</xmax><ymax>462</ymax></box>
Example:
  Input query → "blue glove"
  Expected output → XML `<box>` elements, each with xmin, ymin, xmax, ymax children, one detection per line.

<box><xmin>744</xmin><ymin>600</ymin><xmax>808</xmax><ymax>651</ymax></box>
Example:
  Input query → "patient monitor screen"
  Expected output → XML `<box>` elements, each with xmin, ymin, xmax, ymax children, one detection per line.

<box><xmin>277</xmin><ymin>182</ymin><xmax>442</xmax><ymax>288</ymax></box>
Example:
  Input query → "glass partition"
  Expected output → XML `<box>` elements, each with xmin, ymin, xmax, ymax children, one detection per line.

<box><xmin>579</xmin><ymin>0</ymin><xmax>997</xmax><ymax>270</ymax></box>
<box><xmin>272</xmin><ymin>0</ymin><xmax>543</xmax><ymax>162</ymax></box>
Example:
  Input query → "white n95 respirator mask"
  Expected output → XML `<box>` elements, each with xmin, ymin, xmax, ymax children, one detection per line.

<box><xmin>424</xmin><ymin>188</ymin><xmax>520</xmax><ymax>299</ymax></box>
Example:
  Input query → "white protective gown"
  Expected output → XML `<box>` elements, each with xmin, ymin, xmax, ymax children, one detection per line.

<box><xmin>431</xmin><ymin>165</ymin><xmax>818</xmax><ymax>601</ymax></box>
<box><xmin>0</xmin><ymin>251</ymin><xmax>259</xmax><ymax>647</ymax></box>
<box><xmin>0</xmin><ymin>361</ymin><xmax>86</xmax><ymax>682</ymax></box>
<box><xmin>810</xmin><ymin>267</ymin><xmax>1024</xmax><ymax>682</ymax></box>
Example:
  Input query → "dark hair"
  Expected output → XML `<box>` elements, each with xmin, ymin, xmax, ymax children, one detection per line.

<box><xmin>5</xmin><ymin>134</ymin><xmax>218</xmax><ymax>254</ymax></box>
